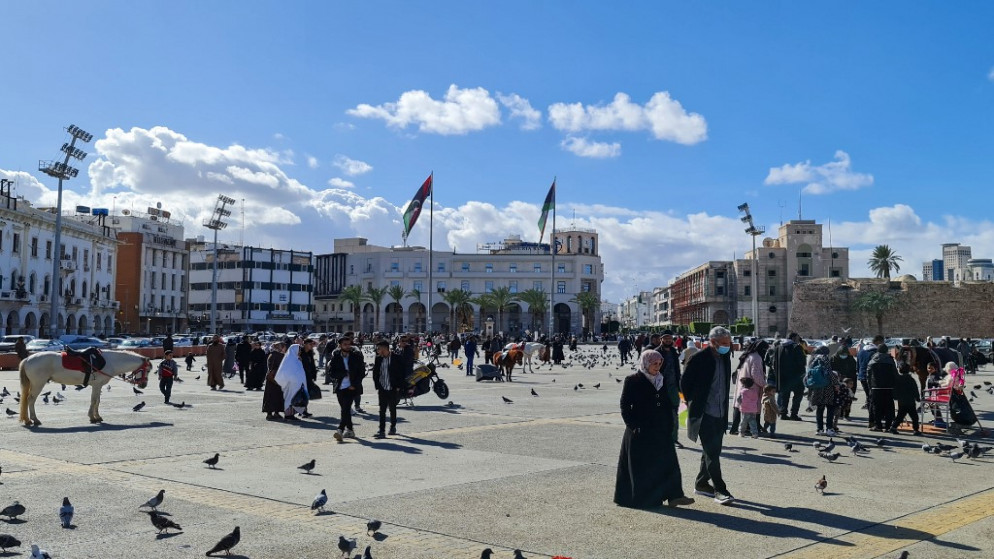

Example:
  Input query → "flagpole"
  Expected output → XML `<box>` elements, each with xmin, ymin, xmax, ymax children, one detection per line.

<box><xmin>427</xmin><ymin>171</ymin><xmax>434</xmax><ymax>336</ymax></box>
<box><xmin>549</xmin><ymin>177</ymin><xmax>556</xmax><ymax>338</ymax></box>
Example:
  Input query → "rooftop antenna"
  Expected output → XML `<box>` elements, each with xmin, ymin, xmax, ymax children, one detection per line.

<box><xmin>798</xmin><ymin>187</ymin><xmax>803</xmax><ymax>220</ymax></box>
<box><xmin>570</xmin><ymin>208</ymin><xmax>576</xmax><ymax>228</ymax></box>
<box><xmin>240</xmin><ymin>198</ymin><xmax>245</xmax><ymax>246</ymax></box>
<box><xmin>778</xmin><ymin>199</ymin><xmax>785</xmax><ymax>226</ymax></box>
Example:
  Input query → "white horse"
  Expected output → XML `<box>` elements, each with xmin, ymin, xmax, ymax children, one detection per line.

<box><xmin>502</xmin><ymin>342</ymin><xmax>548</xmax><ymax>373</ymax></box>
<box><xmin>19</xmin><ymin>350</ymin><xmax>150</xmax><ymax>426</ymax></box>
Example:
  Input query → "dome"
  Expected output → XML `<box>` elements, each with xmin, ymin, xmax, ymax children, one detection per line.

<box><xmin>896</xmin><ymin>274</ymin><xmax>917</xmax><ymax>282</ymax></box>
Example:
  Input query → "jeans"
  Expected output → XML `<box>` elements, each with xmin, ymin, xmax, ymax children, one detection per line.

<box><xmin>695</xmin><ymin>415</ymin><xmax>729</xmax><ymax>494</ymax></box>
<box><xmin>816</xmin><ymin>404</ymin><xmax>837</xmax><ymax>432</ymax></box>
<box><xmin>336</xmin><ymin>390</ymin><xmax>356</xmax><ymax>431</ymax></box>
<box><xmin>159</xmin><ymin>376</ymin><xmax>173</xmax><ymax>403</ymax></box>
<box><xmin>740</xmin><ymin>413</ymin><xmax>759</xmax><ymax>436</ymax></box>
<box><xmin>378</xmin><ymin>390</ymin><xmax>399</xmax><ymax>431</ymax></box>
<box><xmin>872</xmin><ymin>389</ymin><xmax>895</xmax><ymax>430</ymax></box>
<box><xmin>466</xmin><ymin>356</ymin><xmax>475</xmax><ymax>376</ymax></box>
<box><xmin>894</xmin><ymin>404</ymin><xmax>920</xmax><ymax>432</ymax></box>
<box><xmin>777</xmin><ymin>385</ymin><xmax>804</xmax><ymax>417</ymax></box>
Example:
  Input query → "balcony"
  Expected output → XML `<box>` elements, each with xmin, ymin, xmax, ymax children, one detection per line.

<box><xmin>60</xmin><ymin>259</ymin><xmax>76</xmax><ymax>272</ymax></box>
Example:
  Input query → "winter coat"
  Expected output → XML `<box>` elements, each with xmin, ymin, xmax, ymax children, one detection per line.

<box><xmin>734</xmin><ymin>353</ymin><xmax>766</xmax><ymax>414</ymax></box>
<box><xmin>868</xmin><ymin>352</ymin><xmax>898</xmax><ymax>389</ymax></box>
<box><xmin>772</xmin><ymin>340</ymin><xmax>807</xmax><ymax>390</ymax></box>
<box><xmin>807</xmin><ymin>357</ymin><xmax>840</xmax><ymax>407</ymax></box>
<box><xmin>762</xmin><ymin>395</ymin><xmax>780</xmax><ymax>424</ymax></box>
<box><xmin>830</xmin><ymin>351</ymin><xmax>857</xmax><ymax>381</ymax></box>
<box><xmin>893</xmin><ymin>373</ymin><xmax>921</xmax><ymax>407</ymax></box>
<box><xmin>680</xmin><ymin>347</ymin><xmax>733</xmax><ymax>443</ymax></box>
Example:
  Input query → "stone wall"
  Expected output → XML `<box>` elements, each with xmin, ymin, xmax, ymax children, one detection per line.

<box><xmin>789</xmin><ymin>278</ymin><xmax>994</xmax><ymax>339</ymax></box>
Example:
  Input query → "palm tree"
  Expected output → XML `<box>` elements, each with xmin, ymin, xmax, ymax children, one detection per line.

<box><xmin>852</xmin><ymin>291</ymin><xmax>898</xmax><ymax>336</ymax></box>
<box><xmin>387</xmin><ymin>284</ymin><xmax>407</xmax><ymax>333</ymax></box>
<box><xmin>571</xmin><ymin>291</ymin><xmax>601</xmax><ymax>338</ymax></box>
<box><xmin>487</xmin><ymin>286</ymin><xmax>518</xmax><ymax>334</ymax></box>
<box><xmin>365</xmin><ymin>285</ymin><xmax>389</xmax><ymax>332</ymax></box>
<box><xmin>517</xmin><ymin>288</ymin><xmax>549</xmax><ymax>332</ymax></box>
<box><xmin>406</xmin><ymin>288</ymin><xmax>423</xmax><ymax>331</ymax></box>
<box><xmin>339</xmin><ymin>285</ymin><xmax>366</xmax><ymax>333</ymax></box>
<box><xmin>868</xmin><ymin>245</ymin><xmax>903</xmax><ymax>279</ymax></box>
<box><xmin>443</xmin><ymin>289</ymin><xmax>474</xmax><ymax>333</ymax></box>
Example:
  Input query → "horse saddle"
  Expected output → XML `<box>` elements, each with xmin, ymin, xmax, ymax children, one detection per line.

<box><xmin>61</xmin><ymin>348</ymin><xmax>107</xmax><ymax>387</ymax></box>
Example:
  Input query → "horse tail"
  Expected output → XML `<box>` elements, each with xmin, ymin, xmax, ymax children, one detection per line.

<box><xmin>19</xmin><ymin>357</ymin><xmax>30</xmax><ymax>422</ymax></box>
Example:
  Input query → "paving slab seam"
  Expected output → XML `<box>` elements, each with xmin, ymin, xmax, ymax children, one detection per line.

<box><xmin>770</xmin><ymin>486</ymin><xmax>994</xmax><ymax>558</ymax></box>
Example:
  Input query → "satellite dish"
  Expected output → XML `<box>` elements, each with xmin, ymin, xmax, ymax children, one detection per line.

<box><xmin>156</xmin><ymin>202</ymin><xmax>162</xmax><ymax>209</ymax></box>
<box><xmin>122</xmin><ymin>209</ymin><xmax>131</xmax><ymax>215</ymax></box>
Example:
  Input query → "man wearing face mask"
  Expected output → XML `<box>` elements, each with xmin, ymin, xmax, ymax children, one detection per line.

<box><xmin>681</xmin><ymin>326</ymin><xmax>735</xmax><ymax>505</ymax></box>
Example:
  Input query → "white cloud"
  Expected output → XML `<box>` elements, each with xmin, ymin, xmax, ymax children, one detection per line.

<box><xmin>307</xmin><ymin>155</ymin><xmax>319</xmax><ymax>169</ymax></box>
<box><xmin>765</xmin><ymin>150</ymin><xmax>873</xmax><ymax>195</ymax></box>
<box><xmin>548</xmin><ymin>92</ymin><xmax>708</xmax><ymax>145</ymax></box>
<box><xmin>328</xmin><ymin>177</ymin><xmax>355</xmax><ymax>188</ymax></box>
<box><xmin>347</xmin><ymin>84</ymin><xmax>502</xmax><ymax>135</ymax></box>
<box><xmin>561</xmin><ymin>136</ymin><xmax>621</xmax><ymax>158</ymax></box>
<box><xmin>273</xmin><ymin>132</ymin><xmax>285</xmax><ymax>140</ymax></box>
<box><xmin>497</xmin><ymin>93</ymin><xmax>542</xmax><ymax>130</ymax></box>
<box><xmin>332</xmin><ymin>155</ymin><xmax>373</xmax><ymax>176</ymax></box>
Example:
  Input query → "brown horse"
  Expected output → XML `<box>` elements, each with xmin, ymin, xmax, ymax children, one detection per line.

<box><xmin>899</xmin><ymin>345</ymin><xmax>939</xmax><ymax>394</ymax></box>
<box><xmin>493</xmin><ymin>348</ymin><xmax>524</xmax><ymax>382</ymax></box>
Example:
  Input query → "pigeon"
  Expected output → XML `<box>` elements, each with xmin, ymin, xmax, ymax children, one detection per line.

<box><xmin>298</xmin><ymin>459</ymin><xmax>316</xmax><ymax>474</ymax></box>
<box><xmin>195</xmin><ymin>375</ymin><xmax>201</xmax><ymax>380</ymax></box>
<box><xmin>577</xmin><ymin>383</ymin><xmax>585</xmax><ymax>388</ymax></box>
<box><xmin>171</xmin><ymin>401</ymin><xmax>187</xmax><ymax>409</ymax></box>
<box><xmin>60</xmin><ymin>384</ymin><xmax>66</xmax><ymax>390</ymax></box>
<box><xmin>1</xmin><ymin>501</ymin><xmax>25</xmax><ymax>520</ymax></box>
<box><xmin>445</xmin><ymin>401</ymin><xmax>456</xmax><ymax>408</ymax></box>
<box><xmin>133</xmin><ymin>387</ymin><xmax>143</xmax><ymax>395</ymax></box>
<box><xmin>815</xmin><ymin>475</ymin><xmax>827</xmax><ymax>494</ymax></box>
<box><xmin>147</xmin><ymin>511</ymin><xmax>182</xmax><ymax>534</ymax></box>
<box><xmin>75</xmin><ymin>385</ymin><xmax>85</xmax><ymax>391</ymax></box>
<box><xmin>593</xmin><ymin>383</ymin><xmax>601</xmax><ymax>389</ymax></box>
<box><xmin>40</xmin><ymin>391</ymin><xmax>51</xmax><ymax>397</ymax></box>
<box><xmin>42</xmin><ymin>394</ymin><xmax>49</xmax><ymax>404</ymax></box>
<box><xmin>52</xmin><ymin>394</ymin><xmax>65</xmax><ymax>405</ymax></box>
<box><xmin>132</xmin><ymin>401</ymin><xmax>146</xmax><ymax>412</ymax></box>
<box><xmin>875</xmin><ymin>438</ymin><xmax>888</xmax><ymax>448</ymax></box>
<box><xmin>969</xmin><ymin>445</ymin><xmax>983</xmax><ymax>459</ymax></box>
<box><xmin>0</xmin><ymin>387</ymin><xmax>8</xmax><ymax>397</ymax></box>
<box><xmin>363</xmin><ymin>545</ymin><xmax>374</xmax><ymax>559</ymax></box>
<box><xmin>849</xmin><ymin>440</ymin><xmax>869</xmax><ymax>453</ymax></box>
<box><xmin>30</xmin><ymin>543</ymin><xmax>52</xmax><ymax>558</ymax></box>
<box><xmin>822</xmin><ymin>439</ymin><xmax>836</xmax><ymax>453</ymax></box>
<box><xmin>933</xmin><ymin>441</ymin><xmax>956</xmax><ymax>452</ymax></box>
<box><xmin>311</xmin><ymin>489</ymin><xmax>328</xmax><ymax>513</ymax></box>
<box><xmin>514</xmin><ymin>550</ymin><xmax>528</xmax><ymax>559</ymax></box>
<box><xmin>818</xmin><ymin>451</ymin><xmax>841</xmax><ymax>462</ymax></box>
<box><xmin>206</xmin><ymin>526</ymin><xmax>240</xmax><ymax>556</ymax></box>
<box><xmin>502</xmin><ymin>396</ymin><xmax>513</xmax><ymax>404</ymax></box>
<box><xmin>574</xmin><ymin>384</ymin><xmax>579</xmax><ymax>391</ymax></box>
<box><xmin>140</xmin><ymin>490</ymin><xmax>165</xmax><ymax>511</ymax></box>
<box><xmin>481</xmin><ymin>548</ymin><xmax>494</xmax><ymax>559</ymax></box>
<box><xmin>0</xmin><ymin>534</ymin><xmax>20</xmax><ymax>552</ymax></box>
<box><xmin>922</xmin><ymin>444</ymin><xmax>934</xmax><ymax>453</ymax></box>
<box><xmin>783</xmin><ymin>443</ymin><xmax>794</xmax><ymax>452</ymax></box>
<box><xmin>616</xmin><ymin>378</ymin><xmax>622</xmax><ymax>383</ymax></box>
<box><xmin>4</xmin><ymin>407</ymin><xmax>16</xmax><ymax>418</ymax></box>
<box><xmin>59</xmin><ymin>497</ymin><xmax>73</xmax><ymax>528</ymax></box>
<box><xmin>338</xmin><ymin>535</ymin><xmax>357</xmax><ymax>558</ymax></box>
<box><xmin>530</xmin><ymin>388</ymin><xmax>538</xmax><ymax>396</ymax></box>
<box><xmin>897</xmin><ymin>552</ymin><xmax>909</xmax><ymax>559</ymax></box>
<box><xmin>204</xmin><ymin>453</ymin><xmax>220</xmax><ymax>469</ymax></box>
<box><xmin>945</xmin><ymin>450</ymin><xmax>965</xmax><ymax>462</ymax></box>
<box><xmin>813</xmin><ymin>441</ymin><xmax>825</xmax><ymax>450</ymax></box>
<box><xmin>367</xmin><ymin>518</ymin><xmax>382</xmax><ymax>535</ymax></box>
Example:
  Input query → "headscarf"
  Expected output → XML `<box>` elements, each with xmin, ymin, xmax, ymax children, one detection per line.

<box><xmin>274</xmin><ymin>344</ymin><xmax>308</xmax><ymax>412</ymax></box>
<box><xmin>737</xmin><ymin>339</ymin><xmax>770</xmax><ymax>370</ymax></box>
<box><xmin>637</xmin><ymin>349</ymin><xmax>664</xmax><ymax>391</ymax></box>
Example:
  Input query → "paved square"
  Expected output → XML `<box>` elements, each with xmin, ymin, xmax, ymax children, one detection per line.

<box><xmin>1</xmin><ymin>346</ymin><xmax>992</xmax><ymax>558</ymax></box>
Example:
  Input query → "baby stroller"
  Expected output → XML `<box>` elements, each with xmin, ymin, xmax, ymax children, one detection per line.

<box><xmin>946</xmin><ymin>390</ymin><xmax>987</xmax><ymax>436</ymax></box>
<box><xmin>401</xmin><ymin>361</ymin><xmax>450</xmax><ymax>407</ymax></box>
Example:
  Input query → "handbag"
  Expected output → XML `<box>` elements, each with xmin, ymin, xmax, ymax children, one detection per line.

<box><xmin>290</xmin><ymin>386</ymin><xmax>308</xmax><ymax>408</ymax></box>
<box><xmin>307</xmin><ymin>379</ymin><xmax>323</xmax><ymax>400</ymax></box>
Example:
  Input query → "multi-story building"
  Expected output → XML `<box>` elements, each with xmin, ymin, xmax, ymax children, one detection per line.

<box><xmin>0</xmin><ymin>187</ymin><xmax>119</xmax><ymax>337</ymax></box>
<box><xmin>922</xmin><ymin>259</ymin><xmax>944</xmax><ymax>281</ymax></box>
<box><xmin>312</xmin><ymin>252</ymin><xmax>350</xmax><ymax>333</ymax></box>
<box><xmin>669</xmin><ymin>261</ymin><xmax>737</xmax><ymax>327</ymax></box>
<box><xmin>188</xmin><ymin>243</ymin><xmax>314</xmax><ymax>333</ymax></box>
<box><xmin>314</xmin><ymin>227</ymin><xmax>605</xmax><ymax>336</ymax></box>
<box><xmin>966</xmin><ymin>259</ymin><xmax>994</xmax><ymax>282</ymax></box>
<box><xmin>112</xmin><ymin>208</ymin><xmax>189</xmax><ymax>335</ymax></box>
<box><xmin>618</xmin><ymin>291</ymin><xmax>652</xmax><ymax>330</ymax></box>
<box><xmin>651</xmin><ymin>285</ymin><xmax>670</xmax><ymax>325</ymax></box>
<box><xmin>943</xmin><ymin>243</ymin><xmax>972</xmax><ymax>284</ymax></box>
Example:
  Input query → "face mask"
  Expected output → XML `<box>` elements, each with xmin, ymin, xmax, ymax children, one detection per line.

<box><xmin>717</xmin><ymin>345</ymin><xmax>731</xmax><ymax>355</ymax></box>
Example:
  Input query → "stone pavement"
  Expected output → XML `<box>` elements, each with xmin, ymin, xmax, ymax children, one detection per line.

<box><xmin>0</xmin><ymin>346</ymin><xmax>992</xmax><ymax>558</ymax></box>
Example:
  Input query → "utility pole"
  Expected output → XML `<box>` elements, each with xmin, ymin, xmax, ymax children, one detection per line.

<box><xmin>204</xmin><ymin>195</ymin><xmax>235</xmax><ymax>334</ymax></box>
<box><xmin>738</xmin><ymin>203</ymin><xmax>765</xmax><ymax>338</ymax></box>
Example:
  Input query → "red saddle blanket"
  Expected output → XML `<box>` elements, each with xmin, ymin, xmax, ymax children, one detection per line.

<box><xmin>61</xmin><ymin>350</ymin><xmax>106</xmax><ymax>372</ymax></box>
<box><xmin>61</xmin><ymin>352</ymin><xmax>87</xmax><ymax>372</ymax></box>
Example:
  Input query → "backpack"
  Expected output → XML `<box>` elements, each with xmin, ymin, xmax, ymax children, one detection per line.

<box><xmin>804</xmin><ymin>357</ymin><xmax>831</xmax><ymax>389</ymax></box>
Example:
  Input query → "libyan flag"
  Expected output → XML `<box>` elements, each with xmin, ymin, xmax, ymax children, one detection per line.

<box><xmin>403</xmin><ymin>174</ymin><xmax>433</xmax><ymax>238</ymax></box>
<box><xmin>538</xmin><ymin>179</ymin><xmax>556</xmax><ymax>243</ymax></box>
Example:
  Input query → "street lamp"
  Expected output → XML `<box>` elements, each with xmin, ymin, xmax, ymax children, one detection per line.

<box><xmin>737</xmin><ymin>203</ymin><xmax>765</xmax><ymax>338</ymax></box>
<box><xmin>204</xmin><ymin>195</ymin><xmax>235</xmax><ymax>334</ymax></box>
<box><xmin>40</xmin><ymin>124</ymin><xmax>93</xmax><ymax>339</ymax></box>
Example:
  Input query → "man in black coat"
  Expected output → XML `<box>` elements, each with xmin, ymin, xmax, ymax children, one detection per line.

<box><xmin>868</xmin><ymin>344</ymin><xmax>898</xmax><ymax>432</ymax></box>
<box><xmin>772</xmin><ymin>332</ymin><xmax>807</xmax><ymax>420</ymax></box>
<box><xmin>372</xmin><ymin>340</ymin><xmax>407</xmax><ymax>438</ymax></box>
<box><xmin>327</xmin><ymin>336</ymin><xmax>366</xmax><ymax>440</ymax></box>
<box><xmin>235</xmin><ymin>336</ymin><xmax>252</xmax><ymax>385</ymax></box>
<box><xmin>681</xmin><ymin>326</ymin><xmax>735</xmax><ymax>505</ymax></box>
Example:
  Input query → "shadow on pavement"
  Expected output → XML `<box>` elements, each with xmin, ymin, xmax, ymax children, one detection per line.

<box><xmin>395</xmin><ymin>435</ymin><xmax>462</xmax><ymax>450</ymax></box>
<box><xmin>354</xmin><ymin>438</ymin><xmax>423</xmax><ymax>454</ymax></box>
<box><xmin>28</xmin><ymin>421</ymin><xmax>173</xmax><ymax>434</ymax></box>
<box><xmin>653</xmin><ymin>504</ymin><xmax>850</xmax><ymax>544</ymax></box>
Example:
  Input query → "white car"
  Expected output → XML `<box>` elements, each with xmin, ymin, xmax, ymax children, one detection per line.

<box><xmin>25</xmin><ymin>338</ymin><xmax>65</xmax><ymax>353</ymax></box>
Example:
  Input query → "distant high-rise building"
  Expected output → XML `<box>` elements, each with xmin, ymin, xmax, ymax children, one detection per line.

<box><xmin>942</xmin><ymin>243</ymin><xmax>972</xmax><ymax>284</ymax></box>
<box><xmin>922</xmin><ymin>259</ymin><xmax>944</xmax><ymax>281</ymax></box>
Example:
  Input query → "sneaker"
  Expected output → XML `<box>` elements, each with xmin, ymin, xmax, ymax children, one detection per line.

<box><xmin>345</xmin><ymin>428</ymin><xmax>356</xmax><ymax>439</ymax></box>
<box><xmin>861</xmin><ymin>403</ymin><xmax>868</xmax><ymax>409</ymax></box>
<box><xmin>675</xmin><ymin>441</ymin><xmax>685</xmax><ymax>449</ymax></box>
<box><xmin>301</xmin><ymin>411</ymin><xmax>313</xmax><ymax>418</ymax></box>
<box><xmin>354</xmin><ymin>407</ymin><xmax>365</xmax><ymax>414</ymax></box>
<box><xmin>816</xmin><ymin>430</ymin><xmax>825</xmax><ymax>436</ymax></box>
<box><xmin>789</xmin><ymin>415</ymin><xmax>802</xmax><ymax>421</ymax></box>
<box><xmin>913</xmin><ymin>430</ymin><xmax>923</xmax><ymax>436</ymax></box>
<box><xmin>693</xmin><ymin>485</ymin><xmax>716</xmax><ymax>498</ymax></box>
<box><xmin>714</xmin><ymin>492</ymin><xmax>736</xmax><ymax>505</ymax></box>
<box><xmin>667</xmin><ymin>496</ymin><xmax>695</xmax><ymax>507</ymax></box>
<box><xmin>333</xmin><ymin>430</ymin><xmax>344</xmax><ymax>442</ymax></box>
<box><xmin>373</xmin><ymin>431</ymin><xmax>386</xmax><ymax>439</ymax></box>
<box><xmin>752</xmin><ymin>434</ymin><xmax>759</xmax><ymax>439</ymax></box>
<box><xmin>388</xmin><ymin>426</ymin><xmax>397</xmax><ymax>436</ymax></box>
<box><xmin>805</xmin><ymin>407</ymin><xmax>814</xmax><ymax>413</ymax></box>
<box><xmin>869</xmin><ymin>427</ymin><xmax>882</xmax><ymax>432</ymax></box>
<box><xmin>824</xmin><ymin>429</ymin><xmax>837</xmax><ymax>436</ymax></box>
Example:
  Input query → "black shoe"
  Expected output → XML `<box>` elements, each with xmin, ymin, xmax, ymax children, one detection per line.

<box><xmin>674</xmin><ymin>440</ymin><xmax>684</xmax><ymax>449</ymax></box>
<box><xmin>373</xmin><ymin>431</ymin><xmax>386</xmax><ymax>439</ymax></box>
<box><xmin>388</xmin><ymin>426</ymin><xmax>397</xmax><ymax>436</ymax></box>
<box><xmin>354</xmin><ymin>407</ymin><xmax>365</xmax><ymax>414</ymax></box>
<box><xmin>788</xmin><ymin>415</ymin><xmax>802</xmax><ymax>421</ymax></box>
<box><xmin>693</xmin><ymin>484</ymin><xmax>715</xmax><ymax>498</ymax></box>
<box><xmin>301</xmin><ymin>412</ymin><xmax>313</xmax><ymax>418</ymax></box>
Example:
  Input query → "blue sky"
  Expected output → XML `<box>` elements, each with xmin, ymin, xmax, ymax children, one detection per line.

<box><xmin>2</xmin><ymin>2</ymin><xmax>994</xmax><ymax>302</ymax></box>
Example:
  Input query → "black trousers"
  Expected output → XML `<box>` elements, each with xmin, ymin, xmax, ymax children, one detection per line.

<box><xmin>695</xmin><ymin>415</ymin><xmax>728</xmax><ymax>495</ymax></box>
<box><xmin>894</xmin><ymin>404</ymin><xmax>920</xmax><ymax>432</ymax></box>
<box><xmin>872</xmin><ymin>389</ymin><xmax>895</xmax><ymax>429</ymax></box>
<box><xmin>777</xmin><ymin>385</ymin><xmax>804</xmax><ymax>417</ymax></box>
<box><xmin>159</xmin><ymin>377</ymin><xmax>173</xmax><ymax>403</ymax></box>
<box><xmin>237</xmin><ymin>359</ymin><xmax>250</xmax><ymax>383</ymax></box>
<box><xmin>860</xmin><ymin>379</ymin><xmax>875</xmax><ymax>425</ymax></box>
<box><xmin>336</xmin><ymin>390</ymin><xmax>356</xmax><ymax>431</ymax></box>
<box><xmin>378</xmin><ymin>390</ymin><xmax>399</xmax><ymax>431</ymax></box>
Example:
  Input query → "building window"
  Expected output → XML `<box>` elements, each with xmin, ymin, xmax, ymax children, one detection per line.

<box><xmin>45</xmin><ymin>240</ymin><xmax>52</xmax><ymax>259</ymax></box>
<box><xmin>768</xmin><ymin>269</ymin><xmax>777</xmax><ymax>277</ymax></box>
<box><xmin>438</xmin><ymin>262</ymin><xmax>446</xmax><ymax>272</ymax></box>
<box><xmin>485</xmin><ymin>263</ymin><xmax>493</xmax><ymax>273</ymax></box>
<box><xmin>108</xmin><ymin>255</ymin><xmax>112</xmax><ymax>269</ymax></box>
<box><xmin>534</xmin><ymin>264</ymin><xmax>541</xmax><ymax>273</ymax></box>
<box><xmin>485</xmin><ymin>281</ymin><xmax>494</xmax><ymax>293</ymax></box>
<box><xmin>557</xmin><ymin>264</ymin><xmax>566</xmax><ymax>273</ymax></box>
<box><xmin>743</xmin><ymin>269</ymin><xmax>751</xmax><ymax>277</ymax></box>
<box><xmin>461</xmin><ymin>280</ymin><xmax>470</xmax><ymax>291</ymax></box>
<box><xmin>414</xmin><ymin>261</ymin><xmax>422</xmax><ymax>272</ymax></box>
<box><xmin>715</xmin><ymin>270</ymin><xmax>725</xmax><ymax>279</ymax></box>
<box><xmin>350</xmin><ymin>264</ymin><xmax>354</xmax><ymax>274</ymax></box>
<box><xmin>583</xmin><ymin>264</ymin><xmax>593</xmax><ymax>274</ymax></box>
<box><xmin>30</xmin><ymin>238</ymin><xmax>38</xmax><ymax>257</ymax></box>
<box><xmin>365</xmin><ymin>258</ymin><xmax>372</xmax><ymax>273</ymax></box>
<box><xmin>390</xmin><ymin>280</ymin><xmax>400</xmax><ymax>287</ymax></box>
<box><xmin>581</xmin><ymin>282</ymin><xmax>591</xmax><ymax>292</ymax></box>
<box><xmin>509</xmin><ymin>263</ymin><xmax>517</xmax><ymax>273</ymax></box>
<box><xmin>413</xmin><ymin>281</ymin><xmax>423</xmax><ymax>291</ymax></box>
<box><xmin>716</xmin><ymin>286</ymin><xmax>725</xmax><ymax>295</ymax></box>
<box><xmin>462</xmin><ymin>262</ymin><xmax>470</xmax><ymax>272</ymax></box>
<box><xmin>533</xmin><ymin>281</ymin><xmax>543</xmax><ymax>291</ymax></box>
<box><xmin>390</xmin><ymin>260</ymin><xmax>399</xmax><ymax>272</ymax></box>
<box><xmin>830</xmin><ymin>269</ymin><xmax>841</xmax><ymax>278</ymax></box>
<box><xmin>769</xmin><ymin>285</ymin><xmax>776</xmax><ymax>296</ymax></box>
<box><xmin>12</xmin><ymin>233</ymin><xmax>19</xmax><ymax>254</ymax></box>
<box><xmin>799</xmin><ymin>263</ymin><xmax>809</xmax><ymax>277</ymax></box>
<box><xmin>744</xmin><ymin>285</ymin><xmax>751</xmax><ymax>296</ymax></box>
<box><xmin>557</xmin><ymin>281</ymin><xmax>566</xmax><ymax>294</ymax></box>
<box><xmin>437</xmin><ymin>281</ymin><xmax>446</xmax><ymax>293</ymax></box>
<box><xmin>509</xmin><ymin>280</ymin><xmax>518</xmax><ymax>293</ymax></box>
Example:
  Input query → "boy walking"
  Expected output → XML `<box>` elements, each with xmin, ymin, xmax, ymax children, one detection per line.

<box><xmin>372</xmin><ymin>340</ymin><xmax>406</xmax><ymax>438</ymax></box>
<box><xmin>158</xmin><ymin>350</ymin><xmax>179</xmax><ymax>404</ymax></box>
<box><xmin>892</xmin><ymin>362</ymin><xmax>922</xmax><ymax>435</ymax></box>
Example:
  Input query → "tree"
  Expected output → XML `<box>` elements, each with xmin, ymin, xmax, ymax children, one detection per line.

<box><xmin>517</xmin><ymin>288</ymin><xmax>548</xmax><ymax>332</ymax></box>
<box><xmin>365</xmin><ymin>285</ymin><xmax>389</xmax><ymax>332</ymax></box>
<box><xmin>487</xmin><ymin>286</ymin><xmax>518</xmax><ymax>334</ymax></box>
<box><xmin>387</xmin><ymin>284</ymin><xmax>407</xmax><ymax>333</ymax></box>
<box><xmin>443</xmin><ymin>289</ymin><xmax>474</xmax><ymax>333</ymax></box>
<box><xmin>852</xmin><ymin>291</ymin><xmax>898</xmax><ymax>336</ymax></box>
<box><xmin>472</xmin><ymin>292</ymin><xmax>495</xmax><ymax>333</ymax></box>
<box><xmin>868</xmin><ymin>245</ymin><xmax>903</xmax><ymax>279</ymax></box>
<box><xmin>339</xmin><ymin>285</ymin><xmax>366</xmax><ymax>333</ymax></box>
<box><xmin>570</xmin><ymin>291</ymin><xmax>600</xmax><ymax>338</ymax></box>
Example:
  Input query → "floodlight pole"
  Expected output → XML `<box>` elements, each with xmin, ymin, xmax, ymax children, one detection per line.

<box><xmin>205</xmin><ymin>195</ymin><xmax>235</xmax><ymax>334</ymax></box>
<box><xmin>40</xmin><ymin>125</ymin><xmax>92</xmax><ymax>339</ymax></box>
<box><xmin>738</xmin><ymin>203</ymin><xmax>765</xmax><ymax>338</ymax></box>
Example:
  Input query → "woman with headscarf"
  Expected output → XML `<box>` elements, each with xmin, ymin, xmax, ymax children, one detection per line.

<box><xmin>680</xmin><ymin>339</ymin><xmax>700</xmax><ymax>367</ymax></box>
<box><xmin>263</xmin><ymin>342</ymin><xmax>286</xmax><ymax>420</ymax></box>
<box><xmin>614</xmin><ymin>349</ymin><xmax>694</xmax><ymax>509</ymax></box>
<box><xmin>274</xmin><ymin>343</ymin><xmax>309</xmax><ymax>422</ymax></box>
<box><xmin>729</xmin><ymin>339</ymin><xmax>769</xmax><ymax>434</ymax></box>
<box><xmin>245</xmin><ymin>340</ymin><xmax>267</xmax><ymax>391</ymax></box>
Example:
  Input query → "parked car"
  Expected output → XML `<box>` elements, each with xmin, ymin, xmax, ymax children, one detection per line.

<box><xmin>0</xmin><ymin>335</ymin><xmax>35</xmax><ymax>353</ymax></box>
<box><xmin>106</xmin><ymin>337</ymin><xmax>127</xmax><ymax>349</ymax></box>
<box><xmin>173</xmin><ymin>337</ymin><xmax>193</xmax><ymax>347</ymax></box>
<box><xmin>58</xmin><ymin>335</ymin><xmax>111</xmax><ymax>351</ymax></box>
<box><xmin>118</xmin><ymin>338</ymin><xmax>152</xmax><ymax>349</ymax></box>
<box><xmin>25</xmin><ymin>338</ymin><xmax>65</xmax><ymax>353</ymax></box>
